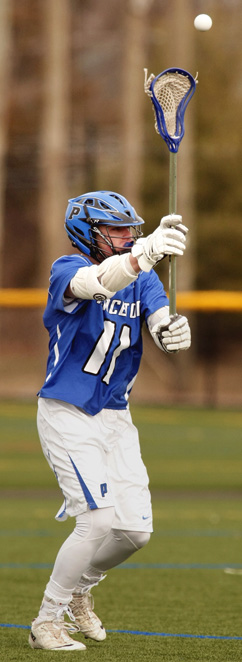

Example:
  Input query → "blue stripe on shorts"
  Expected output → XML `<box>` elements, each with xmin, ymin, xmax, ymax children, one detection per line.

<box><xmin>68</xmin><ymin>454</ymin><xmax>98</xmax><ymax>510</ymax></box>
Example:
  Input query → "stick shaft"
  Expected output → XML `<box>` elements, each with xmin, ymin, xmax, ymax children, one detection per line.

<box><xmin>169</xmin><ymin>151</ymin><xmax>177</xmax><ymax>316</ymax></box>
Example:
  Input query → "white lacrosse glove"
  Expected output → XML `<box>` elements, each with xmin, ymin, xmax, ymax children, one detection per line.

<box><xmin>151</xmin><ymin>314</ymin><xmax>191</xmax><ymax>353</ymax></box>
<box><xmin>131</xmin><ymin>214</ymin><xmax>188</xmax><ymax>272</ymax></box>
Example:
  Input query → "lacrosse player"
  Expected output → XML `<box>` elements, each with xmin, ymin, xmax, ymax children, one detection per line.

<box><xmin>29</xmin><ymin>191</ymin><xmax>191</xmax><ymax>651</ymax></box>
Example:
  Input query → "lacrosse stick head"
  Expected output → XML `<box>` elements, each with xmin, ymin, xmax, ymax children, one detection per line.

<box><xmin>144</xmin><ymin>67</ymin><xmax>197</xmax><ymax>153</ymax></box>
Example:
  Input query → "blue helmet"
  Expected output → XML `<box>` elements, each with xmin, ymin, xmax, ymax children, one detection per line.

<box><xmin>65</xmin><ymin>190</ymin><xmax>144</xmax><ymax>261</ymax></box>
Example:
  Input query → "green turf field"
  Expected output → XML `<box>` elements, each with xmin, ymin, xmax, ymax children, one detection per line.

<box><xmin>1</xmin><ymin>401</ymin><xmax>242</xmax><ymax>661</ymax></box>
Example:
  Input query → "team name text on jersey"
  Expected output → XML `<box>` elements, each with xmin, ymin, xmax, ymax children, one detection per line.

<box><xmin>102</xmin><ymin>298</ymin><xmax>140</xmax><ymax>318</ymax></box>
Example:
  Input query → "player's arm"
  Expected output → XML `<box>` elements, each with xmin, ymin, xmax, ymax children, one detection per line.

<box><xmin>147</xmin><ymin>306</ymin><xmax>191</xmax><ymax>353</ymax></box>
<box><xmin>65</xmin><ymin>213</ymin><xmax>188</xmax><ymax>301</ymax></box>
<box><xmin>65</xmin><ymin>253</ymin><xmax>139</xmax><ymax>301</ymax></box>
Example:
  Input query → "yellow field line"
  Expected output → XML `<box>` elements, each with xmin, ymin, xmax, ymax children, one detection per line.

<box><xmin>0</xmin><ymin>289</ymin><xmax>48</xmax><ymax>307</ymax></box>
<box><xmin>177</xmin><ymin>291</ymin><xmax>242</xmax><ymax>311</ymax></box>
<box><xmin>0</xmin><ymin>289</ymin><xmax>242</xmax><ymax>311</ymax></box>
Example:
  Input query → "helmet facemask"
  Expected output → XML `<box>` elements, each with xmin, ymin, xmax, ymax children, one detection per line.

<box><xmin>90</xmin><ymin>223</ymin><xmax>143</xmax><ymax>262</ymax></box>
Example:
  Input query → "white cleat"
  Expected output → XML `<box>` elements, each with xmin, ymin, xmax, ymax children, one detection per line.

<box><xmin>28</xmin><ymin>619</ymin><xmax>86</xmax><ymax>651</ymax></box>
<box><xmin>69</xmin><ymin>592</ymin><xmax>106</xmax><ymax>642</ymax></box>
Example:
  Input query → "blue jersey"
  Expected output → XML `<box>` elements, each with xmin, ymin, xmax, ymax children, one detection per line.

<box><xmin>38</xmin><ymin>254</ymin><xmax>169</xmax><ymax>415</ymax></box>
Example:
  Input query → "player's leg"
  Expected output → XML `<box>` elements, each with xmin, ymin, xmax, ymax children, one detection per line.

<box><xmin>80</xmin><ymin>528</ymin><xmax>151</xmax><ymax>576</ymax></box>
<box><xmin>29</xmin><ymin>398</ymin><xmax>115</xmax><ymax>650</ymax></box>
<box><xmin>29</xmin><ymin>507</ymin><xmax>113</xmax><ymax>650</ymax></box>
<box><xmin>69</xmin><ymin>408</ymin><xmax>152</xmax><ymax>629</ymax></box>
<box><xmin>68</xmin><ymin>528</ymin><xmax>151</xmax><ymax>639</ymax></box>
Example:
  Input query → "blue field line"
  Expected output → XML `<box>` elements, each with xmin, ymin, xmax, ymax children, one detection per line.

<box><xmin>108</xmin><ymin>629</ymin><xmax>242</xmax><ymax>641</ymax></box>
<box><xmin>0</xmin><ymin>530</ymin><xmax>62</xmax><ymax>538</ymax></box>
<box><xmin>0</xmin><ymin>562</ymin><xmax>53</xmax><ymax>569</ymax></box>
<box><xmin>119</xmin><ymin>562</ymin><xmax>242</xmax><ymax>570</ymax></box>
<box><xmin>1</xmin><ymin>623</ymin><xmax>242</xmax><ymax>641</ymax></box>
<box><xmin>1</xmin><ymin>528</ymin><xmax>242</xmax><ymax>539</ymax></box>
<box><xmin>1</xmin><ymin>561</ymin><xmax>242</xmax><ymax>570</ymax></box>
<box><xmin>155</xmin><ymin>529</ymin><xmax>242</xmax><ymax>539</ymax></box>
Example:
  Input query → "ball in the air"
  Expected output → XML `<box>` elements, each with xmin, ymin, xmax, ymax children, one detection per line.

<box><xmin>194</xmin><ymin>14</ymin><xmax>212</xmax><ymax>31</ymax></box>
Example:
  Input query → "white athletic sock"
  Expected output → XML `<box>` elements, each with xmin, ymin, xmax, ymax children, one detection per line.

<box><xmin>35</xmin><ymin>592</ymin><xmax>70</xmax><ymax>624</ymax></box>
<box><xmin>74</xmin><ymin>568</ymin><xmax>106</xmax><ymax>594</ymax></box>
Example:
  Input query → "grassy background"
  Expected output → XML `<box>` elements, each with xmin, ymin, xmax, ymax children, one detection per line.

<box><xmin>1</xmin><ymin>401</ymin><xmax>242</xmax><ymax>661</ymax></box>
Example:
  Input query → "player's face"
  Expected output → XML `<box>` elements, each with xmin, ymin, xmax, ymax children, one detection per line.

<box><xmin>97</xmin><ymin>224</ymin><xmax>134</xmax><ymax>257</ymax></box>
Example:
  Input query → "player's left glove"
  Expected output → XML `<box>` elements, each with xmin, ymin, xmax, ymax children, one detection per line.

<box><xmin>152</xmin><ymin>314</ymin><xmax>191</xmax><ymax>353</ymax></box>
<box><xmin>131</xmin><ymin>214</ymin><xmax>188</xmax><ymax>272</ymax></box>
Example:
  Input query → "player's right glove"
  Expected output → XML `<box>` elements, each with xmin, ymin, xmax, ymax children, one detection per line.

<box><xmin>131</xmin><ymin>214</ymin><xmax>188</xmax><ymax>272</ymax></box>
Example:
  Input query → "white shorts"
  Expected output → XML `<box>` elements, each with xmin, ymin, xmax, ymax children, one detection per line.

<box><xmin>37</xmin><ymin>398</ymin><xmax>153</xmax><ymax>533</ymax></box>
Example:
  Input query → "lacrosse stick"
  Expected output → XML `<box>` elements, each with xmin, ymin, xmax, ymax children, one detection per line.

<box><xmin>144</xmin><ymin>67</ymin><xmax>197</xmax><ymax>316</ymax></box>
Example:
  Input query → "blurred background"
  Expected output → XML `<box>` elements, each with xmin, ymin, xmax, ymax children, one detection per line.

<box><xmin>0</xmin><ymin>0</ymin><xmax>241</xmax><ymax>407</ymax></box>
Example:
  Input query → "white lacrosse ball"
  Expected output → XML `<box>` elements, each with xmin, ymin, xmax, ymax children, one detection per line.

<box><xmin>194</xmin><ymin>14</ymin><xmax>212</xmax><ymax>31</ymax></box>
